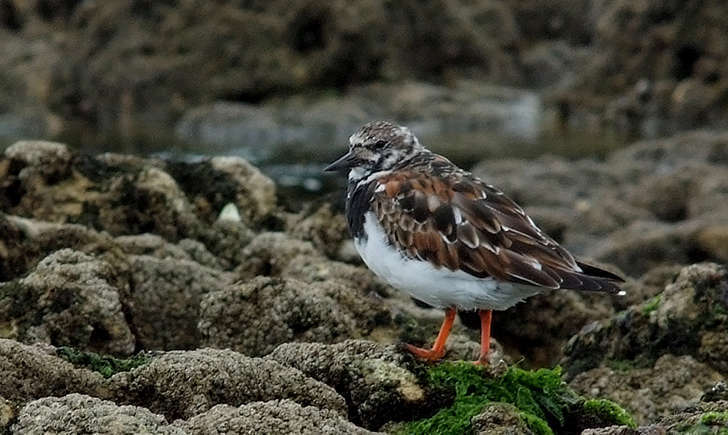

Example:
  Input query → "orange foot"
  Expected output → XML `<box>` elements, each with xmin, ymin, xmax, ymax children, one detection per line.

<box><xmin>404</xmin><ymin>343</ymin><xmax>446</xmax><ymax>361</ymax></box>
<box><xmin>402</xmin><ymin>307</ymin><xmax>457</xmax><ymax>363</ymax></box>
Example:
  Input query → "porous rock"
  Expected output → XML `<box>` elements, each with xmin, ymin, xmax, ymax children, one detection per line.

<box><xmin>175</xmin><ymin>400</ymin><xmax>376</xmax><ymax>435</ymax></box>
<box><xmin>563</xmin><ymin>263</ymin><xmax>728</xmax><ymax>378</ymax></box>
<box><xmin>0</xmin><ymin>249</ymin><xmax>135</xmax><ymax>355</ymax></box>
<box><xmin>236</xmin><ymin>231</ymin><xmax>322</xmax><ymax>279</ymax></box>
<box><xmin>3</xmin><ymin>140</ymin><xmax>72</xmax><ymax>182</ymax></box>
<box><xmin>268</xmin><ymin>340</ymin><xmax>433</xmax><ymax>430</ymax></box>
<box><xmin>471</xmin><ymin>402</ymin><xmax>533</xmax><ymax>435</ymax></box>
<box><xmin>570</xmin><ymin>354</ymin><xmax>724</xmax><ymax>424</ymax></box>
<box><xmin>109</xmin><ymin>348</ymin><xmax>347</xmax><ymax>421</ymax></box>
<box><xmin>199</xmin><ymin>276</ymin><xmax>383</xmax><ymax>357</ymax></box>
<box><xmin>0</xmin><ymin>214</ymin><xmax>121</xmax><ymax>281</ymax></box>
<box><xmin>0</xmin><ymin>339</ymin><xmax>104</xmax><ymax>404</ymax></box>
<box><xmin>11</xmin><ymin>394</ymin><xmax>181</xmax><ymax>435</ymax></box>
<box><xmin>126</xmin><ymin>255</ymin><xmax>234</xmax><ymax>350</ymax></box>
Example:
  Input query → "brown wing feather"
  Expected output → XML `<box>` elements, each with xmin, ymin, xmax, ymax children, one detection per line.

<box><xmin>370</xmin><ymin>169</ymin><xmax>623</xmax><ymax>293</ymax></box>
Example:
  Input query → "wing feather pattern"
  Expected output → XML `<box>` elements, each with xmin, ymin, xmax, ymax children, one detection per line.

<box><xmin>369</xmin><ymin>168</ymin><xmax>624</xmax><ymax>293</ymax></box>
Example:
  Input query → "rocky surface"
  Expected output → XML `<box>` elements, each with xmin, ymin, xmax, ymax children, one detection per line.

<box><xmin>3</xmin><ymin>0</ymin><xmax>726</xmax><ymax>155</ymax></box>
<box><xmin>12</xmin><ymin>394</ymin><xmax>182</xmax><ymax>435</ymax></box>
<box><xmin>268</xmin><ymin>340</ymin><xmax>437</xmax><ymax>429</ymax></box>
<box><xmin>1</xmin><ymin>135</ymin><xmax>727</xmax><ymax>433</ymax></box>
<box><xmin>552</xmin><ymin>0</ymin><xmax>728</xmax><ymax>136</ymax></box>
<box><xmin>176</xmin><ymin>400</ymin><xmax>376</xmax><ymax>435</ymax></box>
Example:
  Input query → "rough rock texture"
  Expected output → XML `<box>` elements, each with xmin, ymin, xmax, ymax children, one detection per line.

<box><xmin>554</xmin><ymin>0</ymin><xmax>728</xmax><ymax>135</ymax></box>
<box><xmin>570</xmin><ymin>354</ymin><xmax>725</xmax><ymax>424</ymax></box>
<box><xmin>198</xmin><ymin>277</ymin><xmax>383</xmax><ymax>357</ymax></box>
<box><xmin>127</xmin><ymin>255</ymin><xmax>234</xmax><ymax>350</ymax></box>
<box><xmin>176</xmin><ymin>400</ymin><xmax>375</xmax><ymax>435</ymax></box>
<box><xmin>562</xmin><ymin>263</ymin><xmax>728</xmax><ymax>378</ymax></box>
<box><xmin>471</xmin><ymin>402</ymin><xmax>534</xmax><ymax>434</ymax></box>
<box><xmin>109</xmin><ymin>348</ymin><xmax>347</xmax><ymax>421</ymax></box>
<box><xmin>268</xmin><ymin>340</ymin><xmax>437</xmax><ymax>430</ymax></box>
<box><xmin>0</xmin><ymin>249</ymin><xmax>135</xmax><ymax>354</ymax></box>
<box><xmin>2</xmin><ymin>0</ymin><xmax>537</xmax><ymax>133</ymax></box>
<box><xmin>0</xmin><ymin>339</ymin><xmax>104</xmax><ymax>403</ymax></box>
<box><xmin>1</xmin><ymin>142</ymin><xmax>276</xmax><ymax>242</ymax></box>
<box><xmin>11</xmin><ymin>394</ymin><xmax>181</xmax><ymax>435</ymax></box>
<box><xmin>287</xmin><ymin>203</ymin><xmax>349</xmax><ymax>258</ymax></box>
<box><xmin>586</xmin><ymin>400</ymin><xmax>728</xmax><ymax>434</ymax></box>
<box><xmin>0</xmin><ymin>133</ymin><xmax>725</xmax><ymax>432</ymax></box>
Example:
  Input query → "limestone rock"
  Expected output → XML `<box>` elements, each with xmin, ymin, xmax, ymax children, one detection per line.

<box><xmin>11</xmin><ymin>394</ymin><xmax>181</xmax><ymax>434</ymax></box>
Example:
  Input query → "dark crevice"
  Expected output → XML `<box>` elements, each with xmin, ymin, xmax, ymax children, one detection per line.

<box><xmin>0</xmin><ymin>0</ymin><xmax>22</xmax><ymax>31</ymax></box>
<box><xmin>290</xmin><ymin>7</ymin><xmax>328</xmax><ymax>53</ymax></box>
<box><xmin>673</xmin><ymin>45</ymin><xmax>701</xmax><ymax>80</ymax></box>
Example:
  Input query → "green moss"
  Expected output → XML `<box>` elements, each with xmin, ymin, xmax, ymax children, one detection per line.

<box><xmin>57</xmin><ymin>347</ymin><xmax>150</xmax><ymax>378</ymax></box>
<box><xmin>642</xmin><ymin>295</ymin><xmax>661</xmax><ymax>315</ymax></box>
<box><xmin>582</xmin><ymin>399</ymin><xmax>636</xmax><ymax>428</ymax></box>
<box><xmin>700</xmin><ymin>411</ymin><xmax>728</xmax><ymax>426</ymax></box>
<box><xmin>402</xmin><ymin>363</ymin><xmax>578</xmax><ymax>435</ymax></box>
<box><xmin>401</xmin><ymin>363</ymin><xmax>636</xmax><ymax>435</ymax></box>
<box><xmin>605</xmin><ymin>359</ymin><xmax>636</xmax><ymax>372</ymax></box>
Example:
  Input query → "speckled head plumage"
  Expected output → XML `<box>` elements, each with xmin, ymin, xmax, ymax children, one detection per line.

<box><xmin>324</xmin><ymin>121</ymin><xmax>424</xmax><ymax>180</ymax></box>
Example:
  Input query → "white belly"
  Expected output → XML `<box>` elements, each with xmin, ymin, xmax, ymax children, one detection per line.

<box><xmin>354</xmin><ymin>212</ymin><xmax>543</xmax><ymax>311</ymax></box>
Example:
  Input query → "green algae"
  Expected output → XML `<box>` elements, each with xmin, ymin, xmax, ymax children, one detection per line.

<box><xmin>583</xmin><ymin>399</ymin><xmax>636</xmax><ymax>428</ymax></box>
<box><xmin>605</xmin><ymin>359</ymin><xmax>637</xmax><ymax>372</ymax></box>
<box><xmin>57</xmin><ymin>347</ymin><xmax>150</xmax><ymax>378</ymax></box>
<box><xmin>642</xmin><ymin>294</ymin><xmax>662</xmax><ymax>315</ymax></box>
<box><xmin>401</xmin><ymin>362</ymin><xmax>635</xmax><ymax>435</ymax></box>
<box><xmin>701</xmin><ymin>411</ymin><xmax>728</xmax><ymax>426</ymax></box>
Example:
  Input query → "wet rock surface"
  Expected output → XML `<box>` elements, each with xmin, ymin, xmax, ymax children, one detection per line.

<box><xmin>0</xmin><ymin>135</ymin><xmax>727</xmax><ymax>432</ymax></box>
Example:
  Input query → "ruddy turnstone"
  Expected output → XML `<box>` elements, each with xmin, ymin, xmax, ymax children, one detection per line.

<box><xmin>325</xmin><ymin>121</ymin><xmax>624</xmax><ymax>364</ymax></box>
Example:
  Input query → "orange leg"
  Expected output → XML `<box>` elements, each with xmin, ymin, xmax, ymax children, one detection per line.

<box><xmin>405</xmin><ymin>307</ymin><xmax>456</xmax><ymax>361</ymax></box>
<box><xmin>475</xmin><ymin>309</ymin><xmax>493</xmax><ymax>365</ymax></box>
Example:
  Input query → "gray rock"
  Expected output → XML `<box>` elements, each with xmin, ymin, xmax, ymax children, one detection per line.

<box><xmin>0</xmin><ymin>214</ymin><xmax>121</xmax><ymax>281</ymax></box>
<box><xmin>114</xmin><ymin>234</ymin><xmax>193</xmax><ymax>261</ymax></box>
<box><xmin>126</xmin><ymin>255</ymin><xmax>234</xmax><ymax>350</ymax></box>
<box><xmin>209</xmin><ymin>156</ymin><xmax>277</xmax><ymax>223</ymax></box>
<box><xmin>236</xmin><ymin>232</ymin><xmax>322</xmax><ymax>279</ymax></box>
<box><xmin>4</xmin><ymin>140</ymin><xmax>72</xmax><ymax>181</ymax></box>
<box><xmin>471</xmin><ymin>402</ymin><xmax>532</xmax><ymax>435</ymax></box>
<box><xmin>563</xmin><ymin>263</ymin><xmax>728</xmax><ymax>379</ymax></box>
<box><xmin>109</xmin><ymin>348</ymin><xmax>347</xmax><ymax>421</ymax></box>
<box><xmin>0</xmin><ymin>249</ymin><xmax>135</xmax><ymax>355</ymax></box>
<box><xmin>554</xmin><ymin>0</ymin><xmax>728</xmax><ymax>134</ymax></box>
<box><xmin>653</xmin><ymin>399</ymin><xmax>728</xmax><ymax>433</ymax></box>
<box><xmin>11</xmin><ymin>394</ymin><xmax>181</xmax><ymax>435</ymax></box>
<box><xmin>268</xmin><ymin>340</ymin><xmax>431</xmax><ymax>430</ymax></box>
<box><xmin>0</xmin><ymin>339</ymin><xmax>104</xmax><ymax>403</ymax></box>
<box><xmin>286</xmin><ymin>203</ymin><xmax>349</xmax><ymax>258</ymax></box>
<box><xmin>199</xmin><ymin>277</ymin><xmax>381</xmax><ymax>357</ymax></box>
<box><xmin>570</xmin><ymin>354</ymin><xmax>724</xmax><ymax>425</ymax></box>
<box><xmin>176</xmin><ymin>400</ymin><xmax>376</xmax><ymax>435</ymax></box>
<box><xmin>99</xmin><ymin>166</ymin><xmax>201</xmax><ymax>241</ymax></box>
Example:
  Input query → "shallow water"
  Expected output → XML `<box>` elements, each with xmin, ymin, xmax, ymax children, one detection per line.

<box><xmin>1</xmin><ymin>85</ymin><xmax>632</xmax><ymax>209</ymax></box>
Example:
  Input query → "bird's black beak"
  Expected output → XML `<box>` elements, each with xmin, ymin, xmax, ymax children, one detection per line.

<box><xmin>324</xmin><ymin>151</ymin><xmax>358</xmax><ymax>172</ymax></box>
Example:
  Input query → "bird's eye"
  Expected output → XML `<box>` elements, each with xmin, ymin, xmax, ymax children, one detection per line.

<box><xmin>374</xmin><ymin>140</ymin><xmax>388</xmax><ymax>148</ymax></box>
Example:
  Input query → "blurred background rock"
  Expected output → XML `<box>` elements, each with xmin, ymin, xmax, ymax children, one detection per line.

<box><xmin>2</xmin><ymin>0</ymin><xmax>726</xmax><ymax>200</ymax></box>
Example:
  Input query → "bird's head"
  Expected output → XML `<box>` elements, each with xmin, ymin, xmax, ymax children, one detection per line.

<box><xmin>324</xmin><ymin>121</ymin><xmax>424</xmax><ymax>182</ymax></box>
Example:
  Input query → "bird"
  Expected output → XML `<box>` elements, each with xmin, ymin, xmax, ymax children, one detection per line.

<box><xmin>324</xmin><ymin>121</ymin><xmax>624</xmax><ymax>365</ymax></box>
